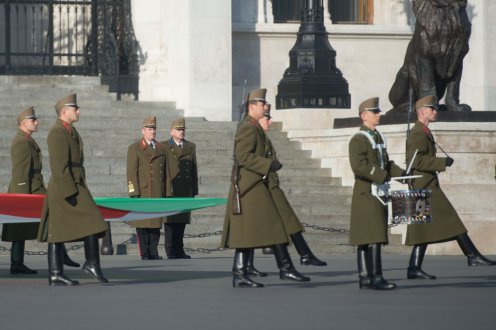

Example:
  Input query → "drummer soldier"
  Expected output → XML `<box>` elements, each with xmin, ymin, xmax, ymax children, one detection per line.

<box><xmin>348</xmin><ymin>97</ymin><xmax>406</xmax><ymax>290</ymax></box>
<box><xmin>404</xmin><ymin>95</ymin><xmax>496</xmax><ymax>280</ymax></box>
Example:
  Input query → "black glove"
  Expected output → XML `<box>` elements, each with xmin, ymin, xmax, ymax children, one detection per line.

<box><xmin>445</xmin><ymin>156</ymin><xmax>454</xmax><ymax>167</ymax></box>
<box><xmin>66</xmin><ymin>195</ymin><xmax>77</xmax><ymax>207</ymax></box>
<box><xmin>269</xmin><ymin>159</ymin><xmax>283</xmax><ymax>172</ymax></box>
<box><xmin>383</xmin><ymin>174</ymin><xmax>391</xmax><ymax>184</ymax></box>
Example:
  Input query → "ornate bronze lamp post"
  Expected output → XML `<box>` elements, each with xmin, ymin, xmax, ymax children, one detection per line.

<box><xmin>276</xmin><ymin>0</ymin><xmax>350</xmax><ymax>109</ymax></box>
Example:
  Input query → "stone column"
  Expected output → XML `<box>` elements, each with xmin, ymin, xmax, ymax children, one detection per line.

<box><xmin>132</xmin><ymin>0</ymin><xmax>232</xmax><ymax>121</ymax></box>
<box><xmin>258</xmin><ymin>0</ymin><xmax>274</xmax><ymax>24</ymax></box>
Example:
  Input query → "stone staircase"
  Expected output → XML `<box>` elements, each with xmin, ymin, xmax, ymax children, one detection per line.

<box><xmin>0</xmin><ymin>75</ymin><xmax>410</xmax><ymax>257</ymax></box>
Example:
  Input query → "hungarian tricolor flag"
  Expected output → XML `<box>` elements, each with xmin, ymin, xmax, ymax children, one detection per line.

<box><xmin>0</xmin><ymin>194</ymin><xmax>226</xmax><ymax>224</ymax></box>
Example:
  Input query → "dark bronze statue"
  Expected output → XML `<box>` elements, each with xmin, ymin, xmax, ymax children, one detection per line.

<box><xmin>389</xmin><ymin>0</ymin><xmax>472</xmax><ymax>112</ymax></box>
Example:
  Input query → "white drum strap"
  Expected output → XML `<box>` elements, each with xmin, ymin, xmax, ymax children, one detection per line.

<box><xmin>351</xmin><ymin>131</ymin><xmax>387</xmax><ymax>169</ymax></box>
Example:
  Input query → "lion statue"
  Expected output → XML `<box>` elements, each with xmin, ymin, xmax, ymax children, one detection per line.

<box><xmin>389</xmin><ymin>0</ymin><xmax>472</xmax><ymax>112</ymax></box>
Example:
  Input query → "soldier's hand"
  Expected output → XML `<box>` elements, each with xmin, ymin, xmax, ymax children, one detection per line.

<box><xmin>445</xmin><ymin>156</ymin><xmax>454</xmax><ymax>167</ymax></box>
<box><xmin>383</xmin><ymin>174</ymin><xmax>391</xmax><ymax>184</ymax></box>
<box><xmin>66</xmin><ymin>195</ymin><xmax>78</xmax><ymax>207</ymax></box>
<box><xmin>269</xmin><ymin>159</ymin><xmax>283</xmax><ymax>172</ymax></box>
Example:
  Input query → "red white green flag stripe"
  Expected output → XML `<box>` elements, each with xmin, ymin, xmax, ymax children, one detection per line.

<box><xmin>0</xmin><ymin>194</ymin><xmax>226</xmax><ymax>224</ymax></box>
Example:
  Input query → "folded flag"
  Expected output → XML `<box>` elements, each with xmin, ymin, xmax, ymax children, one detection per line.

<box><xmin>0</xmin><ymin>193</ymin><xmax>226</xmax><ymax>224</ymax></box>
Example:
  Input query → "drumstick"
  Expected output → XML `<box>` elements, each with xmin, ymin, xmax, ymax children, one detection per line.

<box><xmin>391</xmin><ymin>175</ymin><xmax>422</xmax><ymax>181</ymax></box>
<box><xmin>406</xmin><ymin>149</ymin><xmax>418</xmax><ymax>175</ymax></box>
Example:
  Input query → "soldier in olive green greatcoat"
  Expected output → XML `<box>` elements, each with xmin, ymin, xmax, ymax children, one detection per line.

<box><xmin>2</xmin><ymin>107</ymin><xmax>43</xmax><ymax>275</ymax></box>
<box><xmin>3</xmin><ymin>107</ymin><xmax>83</xmax><ymax>275</ymax></box>
<box><xmin>404</xmin><ymin>95</ymin><xmax>496</xmax><ymax>280</ymax></box>
<box><xmin>38</xmin><ymin>94</ymin><xmax>108</xmax><ymax>286</ymax></box>
<box><xmin>161</xmin><ymin>117</ymin><xmax>198</xmax><ymax>259</ymax></box>
<box><xmin>221</xmin><ymin>88</ymin><xmax>310</xmax><ymax>288</ymax></box>
<box><xmin>248</xmin><ymin>106</ymin><xmax>326</xmax><ymax>275</ymax></box>
<box><xmin>349</xmin><ymin>97</ymin><xmax>405</xmax><ymax>290</ymax></box>
<box><xmin>127</xmin><ymin>116</ymin><xmax>167</xmax><ymax>260</ymax></box>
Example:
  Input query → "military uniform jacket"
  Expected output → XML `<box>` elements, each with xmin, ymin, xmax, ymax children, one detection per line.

<box><xmin>2</xmin><ymin>130</ymin><xmax>45</xmax><ymax>242</ymax></box>
<box><xmin>127</xmin><ymin>138</ymin><xmax>166</xmax><ymax>228</ymax></box>
<box><xmin>404</xmin><ymin>121</ymin><xmax>467</xmax><ymax>245</ymax></box>
<box><xmin>161</xmin><ymin>138</ymin><xmax>198</xmax><ymax>224</ymax></box>
<box><xmin>38</xmin><ymin>119</ymin><xmax>107</xmax><ymax>243</ymax></box>
<box><xmin>264</xmin><ymin>136</ymin><xmax>304</xmax><ymax>236</ymax></box>
<box><xmin>220</xmin><ymin>115</ymin><xmax>290</xmax><ymax>249</ymax></box>
<box><xmin>348</xmin><ymin>126</ymin><xmax>404</xmax><ymax>245</ymax></box>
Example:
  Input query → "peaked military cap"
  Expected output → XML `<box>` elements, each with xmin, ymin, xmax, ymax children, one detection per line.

<box><xmin>247</xmin><ymin>88</ymin><xmax>267</xmax><ymax>103</ymax></box>
<box><xmin>142</xmin><ymin>116</ymin><xmax>157</xmax><ymax>128</ymax></box>
<box><xmin>415</xmin><ymin>95</ymin><xmax>438</xmax><ymax>110</ymax></box>
<box><xmin>17</xmin><ymin>106</ymin><xmax>37</xmax><ymax>125</ymax></box>
<box><xmin>359</xmin><ymin>97</ymin><xmax>381</xmax><ymax>114</ymax></box>
<box><xmin>171</xmin><ymin>117</ymin><xmax>186</xmax><ymax>129</ymax></box>
<box><xmin>55</xmin><ymin>93</ymin><xmax>78</xmax><ymax>112</ymax></box>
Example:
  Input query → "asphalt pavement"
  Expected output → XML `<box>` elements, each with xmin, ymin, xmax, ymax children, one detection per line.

<box><xmin>1</xmin><ymin>253</ymin><xmax>495</xmax><ymax>330</ymax></box>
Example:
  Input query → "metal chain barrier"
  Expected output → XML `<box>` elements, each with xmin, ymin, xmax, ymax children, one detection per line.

<box><xmin>1</xmin><ymin>224</ymin><xmax>350</xmax><ymax>255</ymax></box>
<box><xmin>301</xmin><ymin>222</ymin><xmax>349</xmax><ymax>234</ymax></box>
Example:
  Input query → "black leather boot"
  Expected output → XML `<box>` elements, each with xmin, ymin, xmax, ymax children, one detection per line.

<box><xmin>290</xmin><ymin>232</ymin><xmax>327</xmax><ymax>266</ymax></box>
<box><xmin>456</xmin><ymin>234</ymin><xmax>496</xmax><ymax>266</ymax></box>
<box><xmin>164</xmin><ymin>224</ymin><xmax>180</xmax><ymax>259</ymax></box>
<box><xmin>246</xmin><ymin>249</ymin><xmax>268</xmax><ymax>277</ymax></box>
<box><xmin>273</xmin><ymin>244</ymin><xmax>310</xmax><ymax>282</ymax></box>
<box><xmin>148</xmin><ymin>228</ymin><xmax>163</xmax><ymax>260</ymax></box>
<box><xmin>407</xmin><ymin>244</ymin><xmax>436</xmax><ymax>279</ymax></box>
<box><xmin>357</xmin><ymin>245</ymin><xmax>370</xmax><ymax>289</ymax></box>
<box><xmin>62</xmin><ymin>244</ymin><xmax>80</xmax><ymax>267</ymax></box>
<box><xmin>176</xmin><ymin>224</ymin><xmax>191</xmax><ymax>259</ymax></box>
<box><xmin>10</xmin><ymin>240</ymin><xmax>37</xmax><ymax>275</ymax></box>
<box><xmin>136</xmin><ymin>228</ymin><xmax>150</xmax><ymax>260</ymax></box>
<box><xmin>82</xmin><ymin>235</ymin><xmax>109</xmax><ymax>283</ymax></box>
<box><xmin>232</xmin><ymin>249</ymin><xmax>264</xmax><ymax>288</ymax></box>
<box><xmin>48</xmin><ymin>243</ymin><xmax>79</xmax><ymax>286</ymax></box>
<box><xmin>368</xmin><ymin>244</ymin><xmax>396</xmax><ymax>290</ymax></box>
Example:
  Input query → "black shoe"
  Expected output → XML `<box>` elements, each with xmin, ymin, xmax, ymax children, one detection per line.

<box><xmin>233</xmin><ymin>275</ymin><xmax>264</xmax><ymax>288</ymax></box>
<box><xmin>49</xmin><ymin>274</ymin><xmax>79</xmax><ymax>286</ymax></box>
<box><xmin>359</xmin><ymin>276</ymin><xmax>371</xmax><ymax>289</ymax></box>
<box><xmin>468</xmin><ymin>255</ymin><xmax>496</xmax><ymax>266</ymax></box>
<box><xmin>82</xmin><ymin>262</ymin><xmax>109</xmax><ymax>283</ymax></box>
<box><xmin>179</xmin><ymin>253</ymin><xmax>192</xmax><ymax>259</ymax></box>
<box><xmin>167</xmin><ymin>255</ymin><xmax>181</xmax><ymax>260</ymax></box>
<box><xmin>141</xmin><ymin>256</ymin><xmax>150</xmax><ymax>260</ymax></box>
<box><xmin>10</xmin><ymin>263</ymin><xmax>37</xmax><ymax>275</ymax></box>
<box><xmin>370</xmin><ymin>275</ymin><xmax>396</xmax><ymax>290</ymax></box>
<box><xmin>280</xmin><ymin>269</ymin><xmax>311</xmax><ymax>282</ymax></box>
<box><xmin>149</xmin><ymin>255</ymin><xmax>163</xmax><ymax>260</ymax></box>
<box><xmin>407</xmin><ymin>267</ymin><xmax>437</xmax><ymax>279</ymax></box>
<box><xmin>300</xmin><ymin>254</ymin><xmax>327</xmax><ymax>266</ymax></box>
